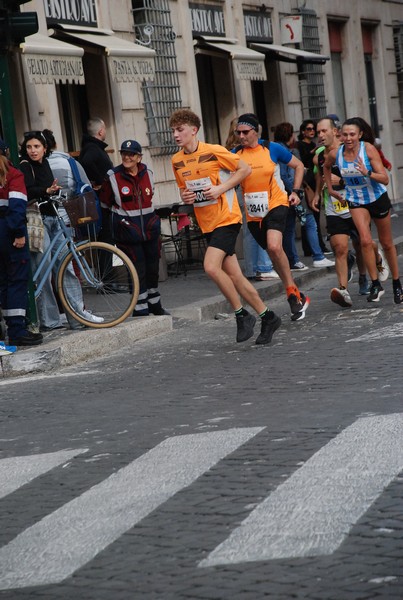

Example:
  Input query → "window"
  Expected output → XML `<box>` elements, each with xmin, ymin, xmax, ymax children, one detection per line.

<box><xmin>328</xmin><ymin>21</ymin><xmax>346</xmax><ymax>123</ymax></box>
<box><xmin>133</xmin><ymin>0</ymin><xmax>182</xmax><ymax>156</ymax></box>
<box><xmin>393</xmin><ymin>24</ymin><xmax>403</xmax><ymax>119</ymax></box>
<box><xmin>298</xmin><ymin>9</ymin><xmax>327</xmax><ymax>119</ymax></box>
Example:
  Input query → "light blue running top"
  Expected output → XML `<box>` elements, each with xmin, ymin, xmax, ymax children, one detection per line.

<box><xmin>336</xmin><ymin>141</ymin><xmax>386</xmax><ymax>205</ymax></box>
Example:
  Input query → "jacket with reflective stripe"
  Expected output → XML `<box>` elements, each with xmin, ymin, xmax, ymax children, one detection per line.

<box><xmin>0</xmin><ymin>163</ymin><xmax>28</xmax><ymax>238</ymax></box>
<box><xmin>100</xmin><ymin>163</ymin><xmax>154</xmax><ymax>217</ymax></box>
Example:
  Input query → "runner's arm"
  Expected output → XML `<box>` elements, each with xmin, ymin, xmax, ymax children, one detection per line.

<box><xmin>203</xmin><ymin>159</ymin><xmax>251</xmax><ymax>201</ymax></box>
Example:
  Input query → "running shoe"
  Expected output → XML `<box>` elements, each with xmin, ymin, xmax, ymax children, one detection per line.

<box><xmin>236</xmin><ymin>312</ymin><xmax>256</xmax><ymax>342</ymax></box>
<box><xmin>313</xmin><ymin>257</ymin><xmax>335</xmax><ymax>268</ymax></box>
<box><xmin>291</xmin><ymin>262</ymin><xmax>308</xmax><ymax>271</ymax></box>
<box><xmin>393</xmin><ymin>286</ymin><xmax>403</xmax><ymax>304</ymax></box>
<box><xmin>367</xmin><ymin>283</ymin><xmax>385</xmax><ymax>302</ymax></box>
<box><xmin>376</xmin><ymin>248</ymin><xmax>390</xmax><ymax>282</ymax></box>
<box><xmin>358</xmin><ymin>274</ymin><xmax>370</xmax><ymax>295</ymax></box>
<box><xmin>288</xmin><ymin>292</ymin><xmax>311</xmax><ymax>321</ymax></box>
<box><xmin>255</xmin><ymin>312</ymin><xmax>282</xmax><ymax>345</ymax></box>
<box><xmin>0</xmin><ymin>342</ymin><xmax>17</xmax><ymax>356</ymax></box>
<box><xmin>330</xmin><ymin>287</ymin><xmax>352</xmax><ymax>308</ymax></box>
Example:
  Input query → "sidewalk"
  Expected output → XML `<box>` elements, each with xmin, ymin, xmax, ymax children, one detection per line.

<box><xmin>1</xmin><ymin>214</ymin><xmax>402</xmax><ymax>378</ymax></box>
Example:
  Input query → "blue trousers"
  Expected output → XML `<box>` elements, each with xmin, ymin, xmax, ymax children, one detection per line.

<box><xmin>0</xmin><ymin>220</ymin><xmax>30</xmax><ymax>339</ymax></box>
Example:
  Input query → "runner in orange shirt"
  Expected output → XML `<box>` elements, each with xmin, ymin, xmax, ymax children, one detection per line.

<box><xmin>235</xmin><ymin>114</ymin><xmax>310</xmax><ymax>320</ymax></box>
<box><xmin>170</xmin><ymin>109</ymin><xmax>281</xmax><ymax>345</ymax></box>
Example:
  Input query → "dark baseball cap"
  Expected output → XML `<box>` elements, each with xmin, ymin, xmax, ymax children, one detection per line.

<box><xmin>326</xmin><ymin>114</ymin><xmax>341</xmax><ymax>128</ymax></box>
<box><xmin>120</xmin><ymin>140</ymin><xmax>142</xmax><ymax>154</ymax></box>
<box><xmin>0</xmin><ymin>138</ymin><xmax>9</xmax><ymax>152</ymax></box>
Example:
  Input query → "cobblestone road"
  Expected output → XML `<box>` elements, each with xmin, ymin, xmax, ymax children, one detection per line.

<box><xmin>0</xmin><ymin>264</ymin><xmax>402</xmax><ymax>600</ymax></box>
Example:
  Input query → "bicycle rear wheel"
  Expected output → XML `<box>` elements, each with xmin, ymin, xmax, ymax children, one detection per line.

<box><xmin>57</xmin><ymin>241</ymin><xmax>139</xmax><ymax>328</ymax></box>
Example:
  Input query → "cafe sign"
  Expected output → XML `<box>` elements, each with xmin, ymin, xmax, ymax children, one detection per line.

<box><xmin>243</xmin><ymin>10</ymin><xmax>273</xmax><ymax>43</ymax></box>
<box><xmin>44</xmin><ymin>0</ymin><xmax>98</xmax><ymax>27</ymax></box>
<box><xmin>190</xmin><ymin>3</ymin><xmax>225</xmax><ymax>37</ymax></box>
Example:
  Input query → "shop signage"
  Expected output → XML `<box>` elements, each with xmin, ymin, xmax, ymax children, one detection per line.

<box><xmin>190</xmin><ymin>3</ymin><xmax>225</xmax><ymax>37</ymax></box>
<box><xmin>23</xmin><ymin>53</ymin><xmax>85</xmax><ymax>84</ymax></box>
<box><xmin>243</xmin><ymin>11</ymin><xmax>273</xmax><ymax>43</ymax></box>
<box><xmin>280</xmin><ymin>15</ymin><xmax>303</xmax><ymax>45</ymax></box>
<box><xmin>109</xmin><ymin>56</ymin><xmax>155</xmax><ymax>83</ymax></box>
<box><xmin>233</xmin><ymin>58</ymin><xmax>266</xmax><ymax>81</ymax></box>
<box><xmin>44</xmin><ymin>0</ymin><xmax>98</xmax><ymax>27</ymax></box>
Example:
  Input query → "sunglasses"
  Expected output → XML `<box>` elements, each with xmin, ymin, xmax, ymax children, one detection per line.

<box><xmin>234</xmin><ymin>129</ymin><xmax>255</xmax><ymax>136</ymax></box>
<box><xmin>305</xmin><ymin>127</ymin><xmax>315</xmax><ymax>131</ymax></box>
<box><xmin>24</xmin><ymin>131</ymin><xmax>47</xmax><ymax>143</ymax></box>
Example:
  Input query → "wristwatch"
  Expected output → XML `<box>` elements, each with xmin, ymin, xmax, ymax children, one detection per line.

<box><xmin>366</xmin><ymin>169</ymin><xmax>372</xmax><ymax>178</ymax></box>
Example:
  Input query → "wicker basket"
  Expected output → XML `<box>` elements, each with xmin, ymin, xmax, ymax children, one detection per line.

<box><xmin>63</xmin><ymin>191</ymin><xmax>99</xmax><ymax>227</ymax></box>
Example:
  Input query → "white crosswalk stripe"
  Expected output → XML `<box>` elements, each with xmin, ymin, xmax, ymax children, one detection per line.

<box><xmin>0</xmin><ymin>427</ymin><xmax>263</xmax><ymax>590</ymax></box>
<box><xmin>199</xmin><ymin>413</ymin><xmax>403</xmax><ymax>567</ymax></box>
<box><xmin>0</xmin><ymin>448</ymin><xmax>88</xmax><ymax>501</ymax></box>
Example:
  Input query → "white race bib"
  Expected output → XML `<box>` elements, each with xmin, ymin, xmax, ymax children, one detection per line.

<box><xmin>186</xmin><ymin>177</ymin><xmax>217</xmax><ymax>207</ymax></box>
<box><xmin>244</xmin><ymin>191</ymin><xmax>269</xmax><ymax>218</ymax></box>
<box><xmin>340</xmin><ymin>166</ymin><xmax>366</xmax><ymax>189</ymax></box>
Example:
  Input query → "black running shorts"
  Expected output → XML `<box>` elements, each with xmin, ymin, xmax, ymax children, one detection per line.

<box><xmin>204</xmin><ymin>223</ymin><xmax>241</xmax><ymax>255</ymax></box>
<box><xmin>247</xmin><ymin>205</ymin><xmax>288</xmax><ymax>250</ymax></box>
<box><xmin>348</xmin><ymin>192</ymin><xmax>391</xmax><ymax>219</ymax></box>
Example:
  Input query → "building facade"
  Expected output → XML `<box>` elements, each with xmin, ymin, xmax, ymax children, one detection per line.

<box><xmin>4</xmin><ymin>0</ymin><xmax>403</xmax><ymax>206</ymax></box>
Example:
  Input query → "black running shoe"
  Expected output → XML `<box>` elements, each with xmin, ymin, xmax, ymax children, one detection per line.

<box><xmin>9</xmin><ymin>331</ymin><xmax>43</xmax><ymax>346</ymax></box>
<box><xmin>394</xmin><ymin>286</ymin><xmax>403</xmax><ymax>304</ymax></box>
<box><xmin>255</xmin><ymin>312</ymin><xmax>281</xmax><ymax>345</ymax></box>
<box><xmin>236</xmin><ymin>312</ymin><xmax>256</xmax><ymax>342</ymax></box>
<box><xmin>288</xmin><ymin>292</ymin><xmax>310</xmax><ymax>321</ymax></box>
<box><xmin>367</xmin><ymin>283</ymin><xmax>384</xmax><ymax>302</ymax></box>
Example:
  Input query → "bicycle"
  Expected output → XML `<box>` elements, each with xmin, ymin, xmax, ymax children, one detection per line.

<box><xmin>32</xmin><ymin>195</ymin><xmax>139</xmax><ymax>328</ymax></box>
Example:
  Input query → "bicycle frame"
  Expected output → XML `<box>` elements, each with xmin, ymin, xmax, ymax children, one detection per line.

<box><xmin>33</xmin><ymin>202</ymin><xmax>99</xmax><ymax>298</ymax></box>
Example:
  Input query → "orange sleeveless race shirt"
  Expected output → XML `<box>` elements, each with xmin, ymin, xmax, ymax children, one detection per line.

<box><xmin>236</xmin><ymin>144</ymin><xmax>288</xmax><ymax>223</ymax></box>
<box><xmin>172</xmin><ymin>141</ymin><xmax>242</xmax><ymax>233</ymax></box>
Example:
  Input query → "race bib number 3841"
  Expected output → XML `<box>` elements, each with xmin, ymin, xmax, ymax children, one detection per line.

<box><xmin>245</xmin><ymin>191</ymin><xmax>269</xmax><ymax>218</ymax></box>
<box><xmin>186</xmin><ymin>177</ymin><xmax>217</xmax><ymax>207</ymax></box>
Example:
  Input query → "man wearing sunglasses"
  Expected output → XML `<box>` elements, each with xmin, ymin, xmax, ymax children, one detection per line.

<box><xmin>234</xmin><ymin>113</ymin><xmax>310</xmax><ymax>321</ymax></box>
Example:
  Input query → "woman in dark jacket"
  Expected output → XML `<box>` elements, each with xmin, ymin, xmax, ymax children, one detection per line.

<box><xmin>100</xmin><ymin>140</ymin><xmax>168</xmax><ymax>316</ymax></box>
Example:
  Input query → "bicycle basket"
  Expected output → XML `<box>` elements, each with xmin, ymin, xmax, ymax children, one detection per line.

<box><xmin>63</xmin><ymin>190</ymin><xmax>99</xmax><ymax>227</ymax></box>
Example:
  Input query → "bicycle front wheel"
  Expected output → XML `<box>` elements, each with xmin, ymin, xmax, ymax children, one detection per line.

<box><xmin>57</xmin><ymin>241</ymin><xmax>139</xmax><ymax>328</ymax></box>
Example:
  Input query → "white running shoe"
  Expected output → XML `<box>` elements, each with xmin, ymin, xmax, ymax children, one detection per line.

<box><xmin>255</xmin><ymin>270</ymin><xmax>280</xmax><ymax>280</ymax></box>
<box><xmin>376</xmin><ymin>248</ymin><xmax>390</xmax><ymax>282</ymax></box>
<box><xmin>330</xmin><ymin>288</ymin><xmax>352</xmax><ymax>308</ymax></box>
<box><xmin>313</xmin><ymin>257</ymin><xmax>335</xmax><ymax>268</ymax></box>
<box><xmin>79</xmin><ymin>310</ymin><xmax>104</xmax><ymax>323</ymax></box>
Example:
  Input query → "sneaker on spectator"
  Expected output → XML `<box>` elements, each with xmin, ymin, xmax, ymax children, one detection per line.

<box><xmin>358</xmin><ymin>274</ymin><xmax>370</xmax><ymax>295</ymax></box>
<box><xmin>376</xmin><ymin>248</ymin><xmax>390</xmax><ymax>282</ymax></box>
<box><xmin>0</xmin><ymin>341</ymin><xmax>17</xmax><ymax>356</ymax></box>
<box><xmin>255</xmin><ymin>311</ymin><xmax>282</xmax><ymax>345</ymax></box>
<box><xmin>287</xmin><ymin>292</ymin><xmax>310</xmax><ymax>321</ymax></box>
<box><xmin>367</xmin><ymin>283</ymin><xmax>384</xmax><ymax>302</ymax></box>
<box><xmin>255</xmin><ymin>270</ymin><xmax>280</xmax><ymax>280</ymax></box>
<box><xmin>393</xmin><ymin>286</ymin><xmax>403</xmax><ymax>304</ymax></box>
<box><xmin>79</xmin><ymin>310</ymin><xmax>105</xmax><ymax>324</ymax></box>
<box><xmin>330</xmin><ymin>287</ymin><xmax>352</xmax><ymax>308</ymax></box>
<box><xmin>291</xmin><ymin>262</ymin><xmax>308</xmax><ymax>271</ymax></box>
<box><xmin>236</xmin><ymin>312</ymin><xmax>256</xmax><ymax>342</ymax></box>
<box><xmin>313</xmin><ymin>257</ymin><xmax>335</xmax><ymax>268</ymax></box>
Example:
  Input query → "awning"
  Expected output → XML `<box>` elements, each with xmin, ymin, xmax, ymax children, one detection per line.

<box><xmin>251</xmin><ymin>43</ymin><xmax>330</xmax><ymax>65</ymax></box>
<box><xmin>52</xmin><ymin>30</ymin><xmax>156</xmax><ymax>82</ymax></box>
<box><xmin>20</xmin><ymin>33</ymin><xmax>84</xmax><ymax>84</ymax></box>
<box><xmin>194</xmin><ymin>36</ymin><xmax>267</xmax><ymax>81</ymax></box>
